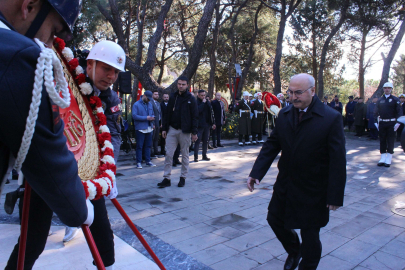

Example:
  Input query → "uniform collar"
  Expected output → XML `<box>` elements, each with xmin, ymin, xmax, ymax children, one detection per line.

<box><xmin>0</xmin><ymin>11</ymin><xmax>16</xmax><ymax>31</ymax></box>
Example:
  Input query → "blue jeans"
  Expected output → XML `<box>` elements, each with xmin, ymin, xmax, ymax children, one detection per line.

<box><xmin>136</xmin><ymin>130</ymin><xmax>152</xmax><ymax>163</ymax></box>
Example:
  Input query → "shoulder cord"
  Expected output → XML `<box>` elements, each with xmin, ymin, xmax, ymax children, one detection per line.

<box><xmin>14</xmin><ymin>38</ymin><xmax>71</xmax><ymax>184</ymax></box>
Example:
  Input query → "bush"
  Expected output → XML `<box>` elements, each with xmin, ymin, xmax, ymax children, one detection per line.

<box><xmin>222</xmin><ymin>112</ymin><xmax>239</xmax><ymax>139</ymax></box>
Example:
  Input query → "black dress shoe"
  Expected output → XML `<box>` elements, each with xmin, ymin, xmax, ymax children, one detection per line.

<box><xmin>4</xmin><ymin>188</ymin><xmax>23</xmax><ymax>214</ymax></box>
<box><xmin>208</xmin><ymin>144</ymin><xmax>214</xmax><ymax>149</ymax></box>
<box><xmin>174</xmin><ymin>159</ymin><xmax>181</xmax><ymax>165</ymax></box>
<box><xmin>157</xmin><ymin>178</ymin><xmax>171</xmax><ymax>188</ymax></box>
<box><xmin>384</xmin><ymin>163</ymin><xmax>391</xmax><ymax>167</ymax></box>
<box><xmin>202</xmin><ymin>156</ymin><xmax>210</xmax><ymax>161</ymax></box>
<box><xmin>217</xmin><ymin>144</ymin><xmax>224</xmax><ymax>147</ymax></box>
<box><xmin>194</xmin><ymin>158</ymin><xmax>199</xmax><ymax>162</ymax></box>
<box><xmin>284</xmin><ymin>252</ymin><xmax>301</xmax><ymax>270</ymax></box>
<box><xmin>213</xmin><ymin>145</ymin><xmax>218</xmax><ymax>148</ymax></box>
<box><xmin>377</xmin><ymin>162</ymin><xmax>385</xmax><ymax>166</ymax></box>
<box><xmin>178</xmin><ymin>177</ymin><xmax>185</xmax><ymax>187</ymax></box>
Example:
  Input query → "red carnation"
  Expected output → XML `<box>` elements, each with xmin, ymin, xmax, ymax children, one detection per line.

<box><xmin>90</xmin><ymin>96</ymin><xmax>102</xmax><ymax>108</ymax></box>
<box><xmin>54</xmin><ymin>37</ymin><xmax>65</xmax><ymax>51</ymax></box>
<box><xmin>103</xmin><ymin>148</ymin><xmax>114</xmax><ymax>157</ymax></box>
<box><xmin>82</xmin><ymin>181</ymin><xmax>90</xmax><ymax>199</ymax></box>
<box><xmin>98</xmin><ymin>132</ymin><xmax>111</xmax><ymax>144</ymax></box>
<box><xmin>99</xmin><ymin>163</ymin><xmax>117</xmax><ymax>174</ymax></box>
<box><xmin>98</xmin><ymin>172</ymin><xmax>112</xmax><ymax>181</ymax></box>
<box><xmin>97</xmin><ymin>113</ymin><xmax>107</xmax><ymax>125</ymax></box>
<box><xmin>68</xmin><ymin>58</ymin><xmax>79</xmax><ymax>72</ymax></box>
<box><xmin>76</xmin><ymin>73</ymin><xmax>86</xmax><ymax>85</ymax></box>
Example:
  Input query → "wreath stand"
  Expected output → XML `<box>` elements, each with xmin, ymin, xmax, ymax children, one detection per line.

<box><xmin>16</xmin><ymin>181</ymin><xmax>166</xmax><ymax>270</ymax></box>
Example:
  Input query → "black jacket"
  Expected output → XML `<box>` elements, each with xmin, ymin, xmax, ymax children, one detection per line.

<box><xmin>196</xmin><ymin>98</ymin><xmax>214</xmax><ymax>128</ymax></box>
<box><xmin>162</xmin><ymin>91</ymin><xmax>198</xmax><ymax>135</ymax></box>
<box><xmin>0</xmin><ymin>13</ymin><xmax>87</xmax><ymax>226</ymax></box>
<box><xmin>249</xmin><ymin>96</ymin><xmax>346</xmax><ymax>229</ymax></box>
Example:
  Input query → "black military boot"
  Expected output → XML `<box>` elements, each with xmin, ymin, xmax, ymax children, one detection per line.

<box><xmin>4</xmin><ymin>187</ymin><xmax>24</xmax><ymax>215</ymax></box>
<box><xmin>178</xmin><ymin>177</ymin><xmax>185</xmax><ymax>187</ymax></box>
<box><xmin>157</xmin><ymin>178</ymin><xmax>171</xmax><ymax>188</ymax></box>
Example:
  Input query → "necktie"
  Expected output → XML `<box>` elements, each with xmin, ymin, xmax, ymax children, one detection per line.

<box><xmin>299</xmin><ymin>111</ymin><xmax>305</xmax><ymax>123</ymax></box>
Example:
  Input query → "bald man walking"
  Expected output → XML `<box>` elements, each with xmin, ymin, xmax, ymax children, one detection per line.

<box><xmin>247</xmin><ymin>74</ymin><xmax>346</xmax><ymax>270</ymax></box>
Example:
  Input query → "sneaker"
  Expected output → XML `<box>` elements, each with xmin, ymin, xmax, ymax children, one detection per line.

<box><xmin>238</xmin><ymin>142</ymin><xmax>243</xmax><ymax>146</ymax></box>
<box><xmin>157</xmin><ymin>178</ymin><xmax>171</xmax><ymax>188</ymax></box>
<box><xmin>252</xmin><ymin>141</ymin><xmax>257</xmax><ymax>144</ymax></box>
<box><xmin>63</xmin><ymin>227</ymin><xmax>80</xmax><ymax>243</ymax></box>
<box><xmin>258</xmin><ymin>140</ymin><xmax>265</xmax><ymax>143</ymax></box>
<box><xmin>178</xmin><ymin>177</ymin><xmax>185</xmax><ymax>187</ymax></box>
<box><xmin>208</xmin><ymin>144</ymin><xmax>214</xmax><ymax>149</ymax></box>
<box><xmin>146</xmin><ymin>162</ymin><xmax>156</xmax><ymax>167</ymax></box>
<box><xmin>136</xmin><ymin>163</ymin><xmax>143</xmax><ymax>169</ymax></box>
<box><xmin>245</xmin><ymin>142</ymin><xmax>251</xmax><ymax>145</ymax></box>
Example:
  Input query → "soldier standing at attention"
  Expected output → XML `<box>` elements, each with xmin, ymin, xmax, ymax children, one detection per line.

<box><xmin>374</xmin><ymin>82</ymin><xmax>402</xmax><ymax>167</ymax></box>
<box><xmin>235</xmin><ymin>91</ymin><xmax>252</xmax><ymax>146</ymax></box>
<box><xmin>251</xmin><ymin>92</ymin><xmax>266</xmax><ymax>145</ymax></box>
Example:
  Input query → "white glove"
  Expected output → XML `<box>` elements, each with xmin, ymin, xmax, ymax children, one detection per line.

<box><xmin>374</xmin><ymin>123</ymin><xmax>379</xmax><ymax>131</ymax></box>
<box><xmin>83</xmin><ymin>199</ymin><xmax>94</xmax><ymax>226</ymax></box>
<box><xmin>394</xmin><ymin>123</ymin><xmax>400</xmax><ymax>131</ymax></box>
<box><xmin>107</xmin><ymin>183</ymin><xmax>118</xmax><ymax>200</ymax></box>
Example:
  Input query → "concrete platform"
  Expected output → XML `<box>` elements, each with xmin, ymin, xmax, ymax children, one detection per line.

<box><xmin>0</xmin><ymin>224</ymin><xmax>159</xmax><ymax>270</ymax></box>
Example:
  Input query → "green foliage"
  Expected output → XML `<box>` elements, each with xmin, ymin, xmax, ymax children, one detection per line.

<box><xmin>393</xmin><ymin>54</ymin><xmax>405</xmax><ymax>94</ymax></box>
<box><xmin>221</xmin><ymin>112</ymin><xmax>239</xmax><ymax>139</ymax></box>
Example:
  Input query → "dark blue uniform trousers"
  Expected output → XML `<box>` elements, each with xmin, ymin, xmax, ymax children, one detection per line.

<box><xmin>379</xmin><ymin>121</ymin><xmax>396</xmax><ymax>154</ymax></box>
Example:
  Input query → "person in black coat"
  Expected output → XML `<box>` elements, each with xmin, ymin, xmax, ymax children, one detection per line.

<box><xmin>345</xmin><ymin>96</ymin><xmax>356</xmax><ymax>131</ymax></box>
<box><xmin>247</xmin><ymin>74</ymin><xmax>346</xmax><ymax>270</ymax></box>
<box><xmin>211</xmin><ymin>92</ymin><xmax>226</xmax><ymax>147</ymax></box>
<box><xmin>329</xmin><ymin>95</ymin><xmax>343</xmax><ymax>114</ymax></box>
<box><xmin>396</xmin><ymin>94</ymin><xmax>405</xmax><ymax>141</ymax></box>
<box><xmin>194</xmin><ymin>90</ymin><xmax>216</xmax><ymax>161</ymax></box>
<box><xmin>160</xmin><ymin>93</ymin><xmax>169</xmax><ymax>155</ymax></box>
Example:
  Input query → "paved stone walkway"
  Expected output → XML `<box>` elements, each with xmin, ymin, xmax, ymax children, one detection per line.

<box><xmin>1</xmin><ymin>133</ymin><xmax>405</xmax><ymax>269</ymax></box>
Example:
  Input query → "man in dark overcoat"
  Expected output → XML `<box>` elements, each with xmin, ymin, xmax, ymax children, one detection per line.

<box><xmin>251</xmin><ymin>92</ymin><xmax>266</xmax><ymax>144</ymax></box>
<box><xmin>345</xmin><ymin>96</ymin><xmax>356</xmax><ymax>131</ymax></box>
<box><xmin>367</xmin><ymin>97</ymin><xmax>378</xmax><ymax>140</ymax></box>
<box><xmin>247</xmin><ymin>73</ymin><xmax>346</xmax><ymax>270</ymax></box>
<box><xmin>329</xmin><ymin>95</ymin><xmax>343</xmax><ymax>114</ymax></box>
<box><xmin>211</xmin><ymin>92</ymin><xmax>226</xmax><ymax>147</ymax></box>
<box><xmin>353</xmin><ymin>97</ymin><xmax>367</xmax><ymax>136</ymax></box>
<box><xmin>235</xmin><ymin>91</ymin><xmax>252</xmax><ymax>146</ymax></box>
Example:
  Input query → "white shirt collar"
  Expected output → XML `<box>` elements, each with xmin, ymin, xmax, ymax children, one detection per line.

<box><xmin>300</xmin><ymin>107</ymin><xmax>308</xmax><ymax>112</ymax></box>
<box><xmin>385</xmin><ymin>94</ymin><xmax>390</xmax><ymax>98</ymax></box>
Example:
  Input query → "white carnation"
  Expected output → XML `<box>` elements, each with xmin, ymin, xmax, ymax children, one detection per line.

<box><xmin>86</xmin><ymin>181</ymin><xmax>97</xmax><ymax>200</ymax></box>
<box><xmin>94</xmin><ymin>179</ymin><xmax>109</xmax><ymax>194</ymax></box>
<box><xmin>97</xmin><ymin>107</ymin><xmax>104</xmax><ymax>113</ymax></box>
<box><xmin>62</xmin><ymin>47</ymin><xmax>74</xmax><ymax>61</ymax></box>
<box><xmin>102</xmin><ymin>141</ymin><xmax>114</xmax><ymax>152</ymax></box>
<box><xmin>101</xmin><ymin>155</ymin><xmax>115</xmax><ymax>165</ymax></box>
<box><xmin>99</xmin><ymin>125</ymin><xmax>110</xmax><ymax>134</ymax></box>
<box><xmin>105</xmin><ymin>169</ymin><xmax>116</xmax><ymax>184</ymax></box>
<box><xmin>75</xmin><ymin>65</ymin><xmax>84</xmax><ymax>75</ymax></box>
<box><xmin>79</xmin><ymin>82</ymin><xmax>93</xmax><ymax>95</ymax></box>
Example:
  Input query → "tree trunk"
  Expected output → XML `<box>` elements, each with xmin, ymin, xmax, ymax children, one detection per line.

<box><xmin>273</xmin><ymin>7</ymin><xmax>287</xmax><ymax>94</ymax></box>
<box><xmin>208</xmin><ymin>1</ymin><xmax>221</xmax><ymax>98</ymax></box>
<box><xmin>312</xmin><ymin>27</ymin><xmax>317</xmax><ymax>93</ymax></box>
<box><xmin>317</xmin><ymin>1</ymin><xmax>349</xmax><ymax>99</ymax></box>
<box><xmin>236</xmin><ymin>4</ymin><xmax>262</xmax><ymax>97</ymax></box>
<box><xmin>373</xmin><ymin>17</ymin><xmax>405</xmax><ymax>97</ymax></box>
<box><xmin>358</xmin><ymin>30</ymin><xmax>367</xmax><ymax>98</ymax></box>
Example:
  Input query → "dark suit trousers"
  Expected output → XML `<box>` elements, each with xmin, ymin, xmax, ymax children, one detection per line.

<box><xmin>152</xmin><ymin>125</ymin><xmax>160</xmax><ymax>155</ymax></box>
<box><xmin>379</xmin><ymin>121</ymin><xmax>396</xmax><ymax>154</ymax></box>
<box><xmin>6</xmin><ymin>193</ymin><xmax>115</xmax><ymax>269</ymax></box>
<box><xmin>212</xmin><ymin>125</ymin><xmax>222</xmax><ymax>146</ymax></box>
<box><xmin>194</xmin><ymin>126</ymin><xmax>210</xmax><ymax>159</ymax></box>
<box><xmin>267</xmin><ymin>192</ymin><xmax>322</xmax><ymax>270</ymax></box>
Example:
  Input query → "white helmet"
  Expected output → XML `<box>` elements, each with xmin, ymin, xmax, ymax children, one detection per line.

<box><xmin>243</xmin><ymin>91</ymin><xmax>250</xmax><ymax>97</ymax></box>
<box><xmin>277</xmin><ymin>93</ymin><xmax>284</xmax><ymax>98</ymax></box>
<box><xmin>87</xmin><ymin>40</ymin><xmax>126</xmax><ymax>71</ymax></box>
<box><xmin>383</xmin><ymin>82</ymin><xmax>393</xmax><ymax>88</ymax></box>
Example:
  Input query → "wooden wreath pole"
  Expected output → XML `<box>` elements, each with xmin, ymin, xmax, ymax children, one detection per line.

<box><xmin>17</xmin><ymin>181</ymin><xmax>31</xmax><ymax>270</ymax></box>
<box><xmin>110</xmin><ymin>198</ymin><xmax>166</xmax><ymax>270</ymax></box>
<box><xmin>81</xmin><ymin>225</ymin><xmax>106</xmax><ymax>270</ymax></box>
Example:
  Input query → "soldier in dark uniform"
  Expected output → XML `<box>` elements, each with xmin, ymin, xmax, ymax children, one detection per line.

<box><xmin>0</xmin><ymin>1</ymin><xmax>93</xmax><ymax>269</ymax></box>
<box><xmin>374</xmin><ymin>82</ymin><xmax>403</xmax><ymax>167</ymax></box>
<box><xmin>353</xmin><ymin>97</ymin><xmax>367</xmax><ymax>136</ymax></box>
<box><xmin>235</xmin><ymin>91</ymin><xmax>252</xmax><ymax>146</ymax></box>
<box><xmin>396</xmin><ymin>94</ymin><xmax>405</xmax><ymax>142</ymax></box>
<box><xmin>345</xmin><ymin>96</ymin><xmax>356</xmax><ymax>131</ymax></box>
<box><xmin>251</xmin><ymin>92</ymin><xmax>266</xmax><ymax>144</ymax></box>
